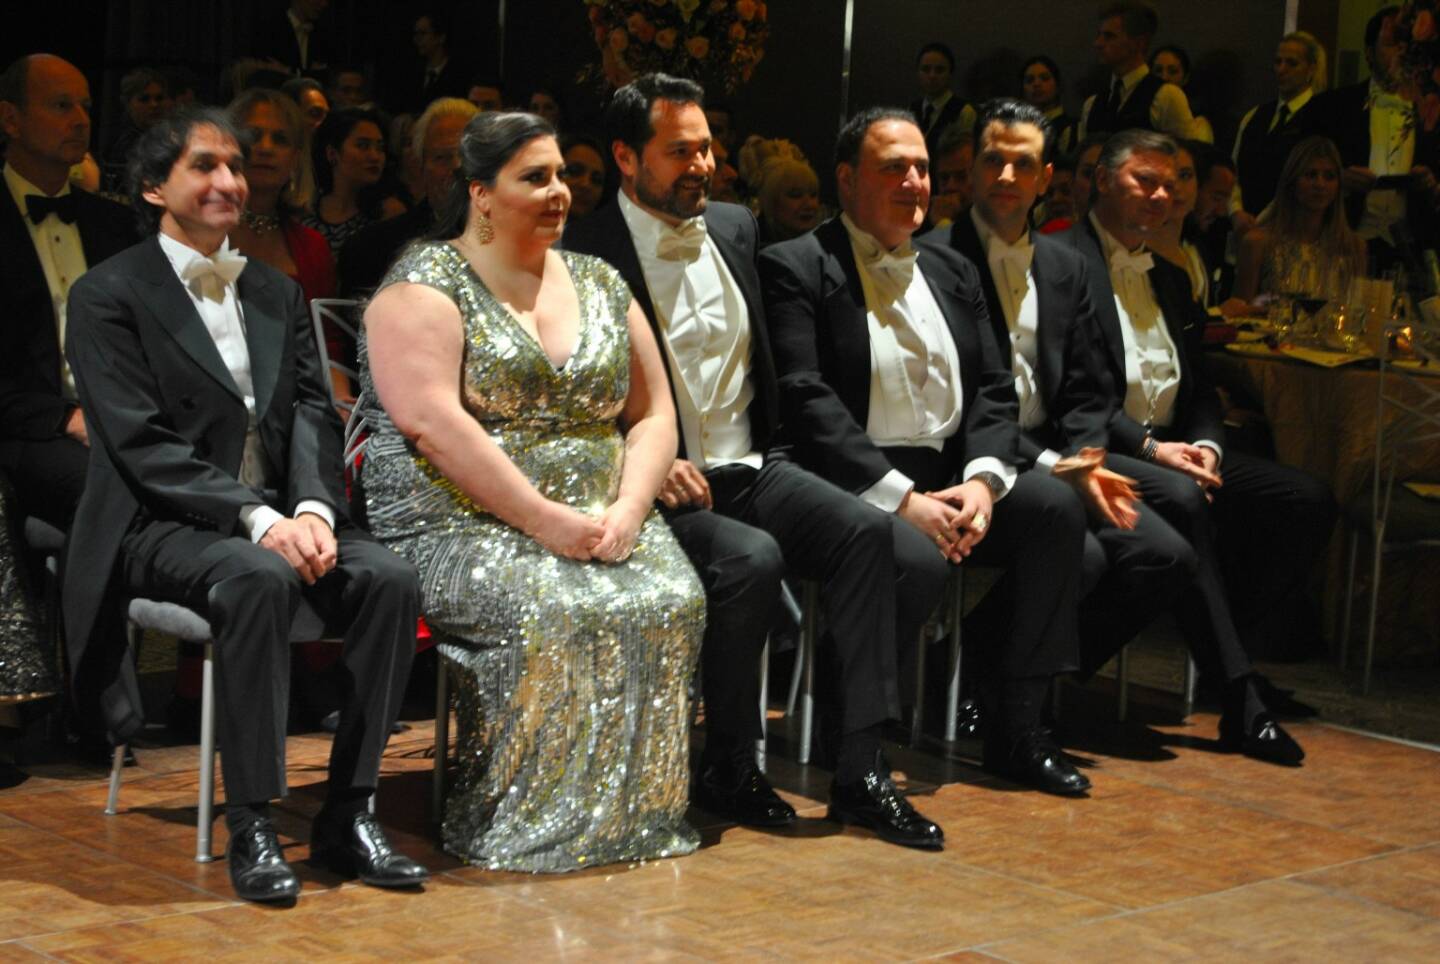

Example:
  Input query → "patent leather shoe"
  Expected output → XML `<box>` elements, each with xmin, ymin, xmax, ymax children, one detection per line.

<box><xmin>693</xmin><ymin>754</ymin><xmax>796</xmax><ymax>827</ymax></box>
<box><xmin>227</xmin><ymin>818</ymin><xmax>300</xmax><ymax>904</ymax></box>
<box><xmin>827</xmin><ymin>751</ymin><xmax>944</xmax><ymax>850</ymax></box>
<box><xmin>985</xmin><ymin>727</ymin><xmax>1091</xmax><ymax>796</ymax></box>
<box><xmin>311</xmin><ymin>809</ymin><xmax>430</xmax><ymax>888</ymax></box>
<box><xmin>1218</xmin><ymin>710</ymin><xmax>1305</xmax><ymax>767</ymax></box>
<box><xmin>953</xmin><ymin>697</ymin><xmax>985</xmax><ymax>738</ymax></box>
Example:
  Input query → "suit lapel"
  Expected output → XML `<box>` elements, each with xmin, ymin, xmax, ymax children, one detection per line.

<box><xmin>948</xmin><ymin>215</ymin><xmax>1008</xmax><ymax>357</ymax></box>
<box><xmin>238</xmin><ymin>265</ymin><xmax>284</xmax><ymax>422</ymax></box>
<box><xmin>0</xmin><ymin>189</ymin><xmax>49</xmax><ymax>308</ymax></box>
<box><xmin>131</xmin><ymin>237</ymin><xmax>244</xmax><ymax>402</ymax></box>
<box><xmin>1074</xmin><ymin>219</ymin><xmax>1127</xmax><ymax>379</ymax></box>
<box><xmin>815</xmin><ymin>218</ymin><xmax>874</xmax><ymax>427</ymax></box>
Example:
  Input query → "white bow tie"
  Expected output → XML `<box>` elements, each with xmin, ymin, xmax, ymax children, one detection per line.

<box><xmin>656</xmin><ymin>218</ymin><xmax>708</xmax><ymax>262</ymax></box>
<box><xmin>989</xmin><ymin>236</ymin><xmax>1033</xmax><ymax>273</ymax></box>
<box><xmin>181</xmin><ymin>247</ymin><xmax>247</xmax><ymax>300</ymax></box>
<box><xmin>1110</xmin><ymin>247</ymin><xmax>1153</xmax><ymax>276</ymax></box>
<box><xmin>862</xmin><ymin>242</ymin><xmax>918</xmax><ymax>293</ymax></box>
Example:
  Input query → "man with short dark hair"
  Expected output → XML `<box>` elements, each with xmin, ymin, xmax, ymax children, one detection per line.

<box><xmin>65</xmin><ymin>107</ymin><xmax>428</xmax><ymax>903</ymax></box>
<box><xmin>466</xmin><ymin>76</ymin><xmax>504</xmax><ymax>112</ymax></box>
<box><xmin>1056</xmin><ymin>130</ymin><xmax>1333</xmax><ymax>765</ymax></box>
<box><xmin>567</xmin><ymin>75</ymin><xmax>948</xmax><ymax>849</ymax></box>
<box><xmin>1079</xmin><ymin>2</ymin><xmax>1198</xmax><ymax>140</ymax></box>
<box><xmin>925</xmin><ymin>125</ymin><xmax>973</xmax><ymax>229</ymax></box>
<box><xmin>402</xmin><ymin>11</ymin><xmax>468</xmax><ymax>115</ymax></box>
<box><xmin>762</xmin><ymin>106</ymin><xmax>1094</xmax><ymax>797</ymax></box>
<box><xmin>326</xmin><ymin>65</ymin><xmax>369</xmax><ymax>110</ymax></box>
<box><xmin>0</xmin><ymin>54</ymin><xmax>136</xmax><ymax>530</ymax></box>
<box><xmin>910</xmin><ymin>42</ymin><xmax>975</xmax><ymax>164</ymax></box>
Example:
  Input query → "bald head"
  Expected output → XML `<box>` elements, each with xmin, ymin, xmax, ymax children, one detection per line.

<box><xmin>0</xmin><ymin>54</ymin><xmax>92</xmax><ymax>193</ymax></box>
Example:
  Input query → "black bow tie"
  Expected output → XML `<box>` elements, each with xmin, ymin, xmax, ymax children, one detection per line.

<box><xmin>26</xmin><ymin>193</ymin><xmax>78</xmax><ymax>225</ymax></box>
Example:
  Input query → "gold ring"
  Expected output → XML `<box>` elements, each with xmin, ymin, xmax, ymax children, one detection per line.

<box><xmin>973</xmin><ymin>513</ymin><xmax>989</xmax><ymax>533</ymax></box>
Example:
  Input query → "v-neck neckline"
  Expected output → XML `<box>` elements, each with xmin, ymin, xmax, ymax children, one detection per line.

<box><xmin>446</xmin><ymin>241</ymin><xmax>583</xmax><ymax>374</ymax></box>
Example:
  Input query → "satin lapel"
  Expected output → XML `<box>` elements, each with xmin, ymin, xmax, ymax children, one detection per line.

<box><xmin>0</xmin><ymin>190</ymin><xmax>47</xmax><ymax>306</ymax></box>
<box><xmin>131</xmin><ymin>237</ymin><xmax>243</xmax><ymax>402</ymax></box>
<box><xmin>238</xmin><ymin>266</ymin><xmax>283</xmax><ymax>422</ymax></box>
<box><xmin>598</xmin><ymin>204</ymin><xmax>659</xmax><ymax>334</ymax></box>
<box><xmin>949</xmin><ymin>216</ymin><xmax>1007</xmax><ymax>355</ymax></box>
<box><xmin>815</xmin><ymin>219</ymin><xmax>873</xmax><ymax>425</ymax></box>
<box><xmin>1075</xmin><ymin>220</ymin><xmax>1127</xmax><ymax>379</ymax></box>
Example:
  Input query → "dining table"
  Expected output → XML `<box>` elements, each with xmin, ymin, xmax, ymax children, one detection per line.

<box><xmin>1204</xmin><ymin>330</ymin><xmax>1440</xmax><ymax>668</ymax></box>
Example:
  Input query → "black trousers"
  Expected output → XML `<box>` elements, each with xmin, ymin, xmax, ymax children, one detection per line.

<box><xmin>0</xmin><ymin>435</ymin><xmax>87</xmax><ymax>529</ymax></box>
<box><xmin>1113</xmin><ymin>450</ymin><xmax>1334</xmax><ymax>681</ymax></box>
<box><xmin>882</xmin><ymin>448</ymin><xmax>1085</xmax><ymax>682</ymax></box>
<box><xmin>119</xmin><ymin>519</ymin><xmax>419</xmax><ymax>804</ymax></box>
<box><xmin>664</xmin><ymin>459</ymin><xmax>947</xmax><ymax>741</ymax></box>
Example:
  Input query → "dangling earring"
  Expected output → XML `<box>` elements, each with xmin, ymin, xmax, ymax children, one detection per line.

<box><xmin>473</xmin><ymin>210</ymin><xmax>495</xmax><ymax>245</ymax></box>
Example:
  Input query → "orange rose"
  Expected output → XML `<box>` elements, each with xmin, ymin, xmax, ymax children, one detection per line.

<box><xmin>735</xmin><ymin>0</ymin><xmax>757</xmax><ymax>20</ymax></box>
<box><xmin>1415</xmin><ymin>10</ymin><xmax>1437</xmax><ymax>42</ymax></box>
<box><xmin>609</xmin><ymin>27</ymin><xmax>629</xmax><ymax>53</ymax></box>
<box><xmin>588</xmin><ymin>6</ymin><xmax>603</xmax><ymax>25</ymax></box>
<box><xmin>729</xmin><ymin>22</ymin><xmax>747</xmax><ymax>41</ymax></box>
<box><xmin>627</xmin><ymin>12</ymin><xmax>656</xmax><ymax>43</ymax></box>
<box><xmin>1422</xmin><ymin>92</ymin><xmax>1440</xmax><ymax>133</ymax></box>
<box><xmin>686</xmin><ymin>36</ymin><xmax>710</xmax><ymax>60</ymax></box>
<box><xmin>655</xmin><ymin>27</ymin><xmax>678</xmax><ymax>51</ymax></box>
<box><xmin>756</xmin><ymin>1</ymin><xmax>767</xmax><ymax>19</ymax></box>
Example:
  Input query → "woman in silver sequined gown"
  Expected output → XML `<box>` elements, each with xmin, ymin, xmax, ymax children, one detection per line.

<box><xmin>357</xmin><ymin>112</ymin><xmax>705</xmax><ymax>872</ymax></box>
<box><xmin>0</xmin><ymin>472</ymin><xmax>57</xmax><ymax>703</ymax></box>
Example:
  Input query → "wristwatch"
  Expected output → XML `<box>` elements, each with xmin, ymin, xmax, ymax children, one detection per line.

<box><xmin>969</xmin><ymin>471</ymin><xmax>1006</xmax><ymax>498</ymax></box>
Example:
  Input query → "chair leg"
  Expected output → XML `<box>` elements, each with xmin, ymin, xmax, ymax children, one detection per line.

<box><xmin>798</xmin><ymin>582</ymin><xmax>818</xmax><ymax>766</ymax></box>
<box><xmin>943</xmin><ymin>570</ymin><xmax>963</xmax><ymax>742</ymax></box>
<box><xmin>756</xmin><ymin>639</ymin><xmax>769</xmax><ymax>775</ymax></box>
<box><xmin>104</xmin><ymin>745</ymin><xmax>126</xmax><ymax>815</ymax></box>
<box><xmin>1339</xmin><ymin>529</ymin><xmax>1359</xmax><ymax>669</ymax></box>
<box><xmin>1182</xmin><ymin>655</ymin><xmax>1197</xmax><ymax>720</ymax></box>
<box><xmin>196</xmin><ymin>642</ymin><xmax>217</xmax><ymax>863</ymax></box>
<box><xmin>910</xmin><ymin>624</ymin><xmax>927</xmax><ymax>748</ymax></box>
<box><xmin>432</xmin><ymin>653</ymin><xmax>449</xmax><ymax>823</ymax></box>
<box><xmin>1116</xmin><ymin>647</ymin><xmax>1129</xmax><ymax>723</ymax></box>
<box><xmin>1363</xmin><ymin>540</ymin><xmax>1384</xmax><ymax>697</ymax></box>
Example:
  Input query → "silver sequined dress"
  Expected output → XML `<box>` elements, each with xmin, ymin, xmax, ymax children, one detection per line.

<box><xmin>358</xmin><ymin>241</ymin><xmax>706</xmax><ymax>872</ymax></box>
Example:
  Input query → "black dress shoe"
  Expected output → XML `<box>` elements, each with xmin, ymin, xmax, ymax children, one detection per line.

<box><xmin>1255</xmin><ymin>677</ymin><xmax>1319</xmax><ymax>719</ymax></box>
<box><xmin>1218</xmin><ymin>711</ymin><xmax>1305</xmax><ymax>767</ymax></box>
<box><xmin>227</xmin><ymin>819</ymin><xmax>301</xmax><ymax>904</ymax></box>
<box><xmin>953</xmin><ymin>698</ymin><xmax>984</xmax><ymax>739</ymax></box>
<box><xmin>827</xmin><ymin>751</ymin><xmax>944</xmax><ymax>850</ymax></box>
<box><xmin>693</xmin><ymin>754</ymin><xmax>796</xmax><ymax>827</ymax></box>
<box><xmin>312</xmin><ymin>809</ymin><xmax>429</xmax><ymax>888</ymax></box>
<box><xmin>985</xmin><ymin>728</ymin><xmax>1091</xmax><ymax>796</ymax></box>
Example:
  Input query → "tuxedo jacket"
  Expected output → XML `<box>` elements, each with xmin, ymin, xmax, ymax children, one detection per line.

<box><xmin>923</xmin><ymin>215</ymin><xmax>1115</xmax><ymax>466</ymax></box>
<box><xmin>0</xmin><ymin>186</ymin><xmax>136</xmax><ymax>441</ymax></box>
<box><xmin>562</xmin><ymin>199</ymin><xmax>782</xmax><ymax>460</ymax></box>
<box><xmin>757</xmin><ymin>216</ymin><xmax>1020</xmax><ymax>496</ymax></box>
<box><xmin>251</xmin><ymin>9</ymin><xmax>331</xmax><ymax>74</ymax></box>
<box><xmin>1309</xmin><ymin>81</ymin><xmax>1440</xmax><ymax>244</ymax></box>
<box><xmin>63</xmin><ymin>236</ymin><xmax>348</xmax><ymax>736</ymax></box>
<box><xmin>1054</xmin><ymin>217</ymin><xmax>1224</xmax><ymax>456</ymax></box>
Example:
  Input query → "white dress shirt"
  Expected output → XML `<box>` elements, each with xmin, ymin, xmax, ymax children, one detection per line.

<box><xmin>5</xmin><ymin>164</ymin><xmax>87</xmax><ymax>399</ymax></box>
<box><xmin>288</xmin><ymin>9</ymin><xmax>312</xmax><ymax>69</ymax></box>
<box><xmin>970</xmin><ymin>210</ymin><xmax>1060</xmax><ymax>471</ymax></box>
<box><xmin>1090</xmin><ymin>214</ymin><xmax>1221</xmax><ymax>461</ymax></box>
<box><xmin>1359</xmin><ymin>80</ymin><xmax>1416</xmax><ymax>244</ymax></box>
<box><xmin>618</xmin><ymin>191</ymin><xmax>760</xmax><ymax>473</ymax></box>
<box><xmin>1079</xmin><ymin>64</ymin><xmax>1202</xmax><ymax>141</ymax></box>
<box><xmin>842</xmin><ymin>214</ymin><xmax>1014</xmax><ymax>511</ymax></box>
<box><xmin>157</xmin><ymin>232</ymin><xmax>334</xmax><ymax>541</ymax></box>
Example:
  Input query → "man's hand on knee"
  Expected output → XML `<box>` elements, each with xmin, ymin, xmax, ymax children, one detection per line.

<box><xmin>260</xmin><ymin>514</ymin><xmax>337</xmax><ymax>584</ymax></box>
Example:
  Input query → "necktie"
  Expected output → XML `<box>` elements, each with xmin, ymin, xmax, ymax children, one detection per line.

<box><xmin>424</xmin><ymin>68</ymin><xmax>439</xmax><ymax>91</ymax></box>
<box><xmin>921</xmin><ymin>102</ymin><xmax>935</xmax><ymax>132</ymax></box>
<box><xmin>1269</xmin><ymin>102</ymin><xmax>1291</xmax><ymax>133</ymax></box>
<box><xmin>1106</xmin><ymin>76</ymin><xmax>1124</xmax><ymax>114</ymax></box>
<box><xmin>26</xmin><ymin>193</ymin><xmax>77</xmax><ymax>225</ymax></box>
<box><xmin>182</xmin><ymin>247</ymin><xmax>248</xmax><ymax>301</ymax></box>
<box><xmin>656</xmin><ymin>217</ymin><xmax>708</xmax><ymax>262</ymax></box>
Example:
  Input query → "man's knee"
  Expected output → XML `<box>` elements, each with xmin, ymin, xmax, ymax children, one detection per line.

<box><xmin>209</xmin><ymin>547</ymin><xmax>304</xmax><ymax>617</ymax></box>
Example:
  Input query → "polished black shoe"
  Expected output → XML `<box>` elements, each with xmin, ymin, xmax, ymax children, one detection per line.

<box><xmin>227</xmin><ymin>819</ymin><xmax>301</xmax><ymax>904</ymax></box>
<box><xmin>827</xmin><ymin>752</ymin><xmax>944</xmax><ymax>850</ymax></box>
<box><xmin>953</xmin><ymin>698</ymin><xmax>985</xmax><ymax>739</ymax></box>
<box><xmin>985</xmin><ymin>728</ymin><xmax>1091</xmax><ymax>796</ymax></box>
<box><xmin>1255</xmin><ymin>677</ymin><xmax>1319</xmax><ymax>719</ymax></box>
<box><xmin>1218</xmin><ymin>711</ymin><xmax>1305</xmax><ymax>767</ymax></box>
<box><xmin>693</xmin><ymin>754</ymin><xmax>796</xmax><ymax>827</ymax></box>
<box><xmin>311</xmin><ymin>809</ymin><xmax>430</xmax><ymax>888</ymax></box>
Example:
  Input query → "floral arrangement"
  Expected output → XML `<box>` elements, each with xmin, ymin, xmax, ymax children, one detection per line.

<box><xmin>1392</xmin><ymin>1</ymin><xmax>1440</xmax><ymax>131</ymax></box>
<box><xmin>580</xmin><ymin>0</ymin><xmax>769</xmax><ymax>93</ymax></box>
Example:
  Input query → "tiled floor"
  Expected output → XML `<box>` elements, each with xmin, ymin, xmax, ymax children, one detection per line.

<box><xmin>0</xmin><ymin>691</ymin><xmax>1438</xmax><ymax>962</ymax></box>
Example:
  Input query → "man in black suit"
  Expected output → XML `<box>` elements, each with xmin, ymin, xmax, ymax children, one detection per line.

<box><xmin>566</xmin><ymin>74</ymin><xmax>947</xmax><ymax>849</ymax></box>
<box><xmin>397</xmin><ymin>11</ymin><xmax>470</xmax><ymax>116</ymax></box>
<box><xmin>760</xmin><ymin>107</ymin><xmax>1092</xmax><ymax>797</ymax></box>
<box><xmin>339</xmin><ymin>97</ymin><xmax>476</xmax><ymax>296</ymax></box>
<box><xmin>64</xmin><ymin>108</ymin><xmax>428</xmax><ymax>903</ymax></box>
<box><xmin>251</xmin><ymin>0</ymin><xmax>332</xmax><ymax>77</ymax></box>
<box><xmin>910</xmin><ymin>43</ymin><xmax>975</xmax><ymax>166</ymax></box>
<box><xmin>922</xmin><ymin>98</ymin><xmax>1193</xmax><ymax>681</ymax></box>
<box><xmin>0</xmin><ymin>54</ymin><xmax>136</xmax><ymax>529</ymax></box>
<box><xmin>1056</xmin><ymin>129</ymin><xmax>1334</xmax><ymax>766</ymax></box>
<box><xmin>1309</xmin><ymin>6</ymin><xmax>1440</xmax><ymax>265</ymax></box>
<box><xmin>1079</xmin><ymin>3</ymin><xmax>1197</xmax><ymax>141</ymax></box>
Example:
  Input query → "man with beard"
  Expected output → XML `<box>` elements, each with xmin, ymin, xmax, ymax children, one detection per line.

<box><xmin>565</xmin><ymin>74</ymin><xmax>948</xmax><ymax>850</ymax></box>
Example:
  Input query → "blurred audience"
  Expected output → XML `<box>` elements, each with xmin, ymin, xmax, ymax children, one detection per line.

<box><xmin>754</xmin><ymin>154</ymin><xmax>821</xmax><ymax>246</ymax></box>
<box><xmin>559</xmin><ymin>133</ymin><xmax>608</xmax><ymax>219</ymax></box>
<box><xmin>1021</xmin><ymin>56</ymin><xmax>1078</xmax><ymax>158</ymax></box>
<box><xmin>305</xmin><ymin>107</ymin><xmax>407</xmax><ymax>258</ymax></box>
<box><xmin>1150</xmin><ymin>44</ymin><xmax>1213</xmax><ymax>143</ymax></box>
<box><xmin>100</xmin><ymin>67</ymin><xmax>170</xmax><ymax>193</ymax></box>
<box><xmin>283</xmin><ymin>76</ymin><xmax>330</xmax><ymax>130</ymax></box>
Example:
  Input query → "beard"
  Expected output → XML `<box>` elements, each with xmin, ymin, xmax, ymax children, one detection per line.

<box><xmin>635</xmin><ymin>164</ymin><xmax>711</xmax><ymax>220</ymax></box>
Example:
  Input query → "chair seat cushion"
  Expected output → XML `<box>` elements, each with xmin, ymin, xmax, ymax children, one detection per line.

<box><xmin>126</xmin><ymin>596</ymin><xmax>336</xmax><ymax>642</ymax></box>
<box><xmin>22</xmin><ymin>517</ymin><xmax>65</xmax><ymax>553</ymax></box>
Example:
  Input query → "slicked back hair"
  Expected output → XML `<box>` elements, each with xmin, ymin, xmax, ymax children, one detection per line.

<box><xmin>834</xmin><ymin>106</ymin><xmax>921</xmax><ymax>170</ymax></box>
<box><xmin>973</xmin><ymin>97</ymin><xmax>1050</xmax><ymax>151</ymax></box>
<box><xmin>605</xmin><ymin>73</ymin><xmax>705</xmax><ymax>159</ymax></box>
